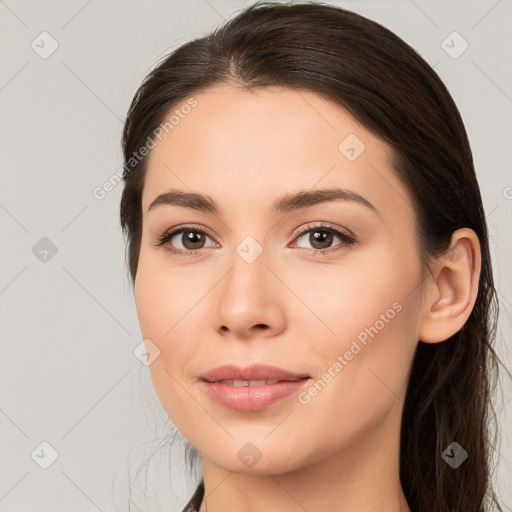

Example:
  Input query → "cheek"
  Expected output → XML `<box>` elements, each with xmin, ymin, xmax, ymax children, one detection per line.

<box><xmin>288</xmin><ymin>252</ymin><xmax>420</xmax><ymax>449</ymax></box>
<box><xmin>134</xmin><ymin>257</ymin><xmax>203</xmax><ymax>420</ymax></box>
<box><xmin>285</xmin><ymin>238</ymin><xmax>418</xmax><ymax>344</ymax></box>
<box><xmin>297</xmin><ymin>299</ymin><xmax>416</xmax><ymax>452</ymax></box>
<box><xmin>134</xmin><ymin>245</ymin><xmax>201</xmax><ymax>340</ymax></box>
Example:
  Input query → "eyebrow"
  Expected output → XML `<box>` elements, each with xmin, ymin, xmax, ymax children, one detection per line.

<box><xmin>147</xmin><ymin>187</ymin><xmax>378</xmax><ymax>215</ymax></box>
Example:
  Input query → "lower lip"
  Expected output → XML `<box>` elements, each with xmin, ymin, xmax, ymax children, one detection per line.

<box><xmin>201</xmin><ymin>379</ymin><xmax>310</xmax><ymax>412</ymax></box>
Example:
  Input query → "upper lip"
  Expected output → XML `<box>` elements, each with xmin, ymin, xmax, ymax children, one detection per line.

<box><xmin>200</xmin><ymin>364</ymin><xmax>310</xmax><ymax>383</ymax></box>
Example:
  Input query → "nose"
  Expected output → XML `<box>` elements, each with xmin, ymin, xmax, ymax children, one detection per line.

<box><xmin>213</xmin><ymin>242</ymin><xmax>286</xmax><ymax>341</ymax></box>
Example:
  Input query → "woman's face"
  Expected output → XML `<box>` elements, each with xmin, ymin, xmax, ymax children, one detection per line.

<box><xmin>135</xmin><ymin>84</ymin><xmax>426</xmax><ymax>474</ymax></box>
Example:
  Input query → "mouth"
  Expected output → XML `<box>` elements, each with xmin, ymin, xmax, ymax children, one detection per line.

<box><xmin>200</xmin><ymin>377</ymin><xmax>311</xmax><ymax>412</ymax></box>
<box><xmin>198</xmin><ymin>363</ymin><xmax>311</xmax><ymax>411</ymax></box>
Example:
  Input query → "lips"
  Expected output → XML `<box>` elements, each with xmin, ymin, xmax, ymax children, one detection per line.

<box><xmin>199</xmin><ymin>364</ymin><xmax>311</xmax><ymax>411</ymax></box>
<box><xmin>199</xmin><ymin>363</ymin><xmax>310</xmax><ymax>383</ymax></box>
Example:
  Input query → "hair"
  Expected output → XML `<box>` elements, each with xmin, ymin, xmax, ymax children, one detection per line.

<box><xmin>119</xmin><ymin>2</ymin><xmax>508</xmax><ymax>511</ymax></box>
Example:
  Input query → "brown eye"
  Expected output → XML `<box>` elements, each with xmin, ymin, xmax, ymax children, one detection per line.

<box><xmin>156</xmin><ymin>226</ymin><xmax>216</xmax><ymax>255</ymax></box>
<box><xmin>293</xmin><ymin>223</ymin><xmax>356</xmax><ymax>255</ymax></box>
<box><xmin>179</xmin><ymin>229</ymin><xmax>207</xmax><ymax>250</ymax></box>
<box><xmin>308</xmin><ymin>229</ymin><xmax>334</xmax><ymax>250</ymax></box>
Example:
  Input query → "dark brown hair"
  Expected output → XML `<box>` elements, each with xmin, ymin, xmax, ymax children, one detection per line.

<box><xmin>120</xmin><ymin>2</ymin><xmax>507</xmax><ymax>511</ymax></box>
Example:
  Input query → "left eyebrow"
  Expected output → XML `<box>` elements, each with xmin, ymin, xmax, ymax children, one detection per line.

<box><xmin>270</xmin><ymin>187</ymin><xmax>377</xmax><ymax>215</ymax></box>
<box><xmin>146</xmin><ymin>187</ymin><xmax>378</xmax><ymax>215</ymax></box>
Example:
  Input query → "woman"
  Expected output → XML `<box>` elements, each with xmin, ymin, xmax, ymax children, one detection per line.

<box><xmin>119</xmin><ymin>1</ymin><xmax>506</xmax><ymax>511</ymax></box>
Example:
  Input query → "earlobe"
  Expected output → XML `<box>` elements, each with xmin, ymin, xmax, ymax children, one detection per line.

<box><xmin>418</xmin><ymin>228</ymin><xmax>481</xmax><ymax>344</ymax></box>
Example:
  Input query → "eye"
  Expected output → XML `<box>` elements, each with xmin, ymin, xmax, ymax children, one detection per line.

<box><xmin>154</xmin><ymin>225</ymin><xmax>216</xmax><ymax>257</ymax></box>
<box><xmin>154</xmin><ymin>222</ymin><xmax>356</xmax><ymax>258</ymax></box>
<box><xmin>291</xmin><ymin>222</ymin><xmax>356</xmax><ymax>256</ymax></box>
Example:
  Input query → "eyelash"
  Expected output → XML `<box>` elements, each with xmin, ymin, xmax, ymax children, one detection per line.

<box><xmin>154</xmin><ymin>222</ymin><xmax>357</xmax><ymax>258</ymax></box>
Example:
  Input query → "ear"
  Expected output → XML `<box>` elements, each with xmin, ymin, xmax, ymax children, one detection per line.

<box><xmin>419</xmin><ymin>228</ymin><xmax>481</xmax><ymax>343</ymax></box>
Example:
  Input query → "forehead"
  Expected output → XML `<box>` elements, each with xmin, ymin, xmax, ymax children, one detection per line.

<box><xmin>141</xmin><ymin>85</ymin><xmax>410</xmax><ymax>220</ymax></box>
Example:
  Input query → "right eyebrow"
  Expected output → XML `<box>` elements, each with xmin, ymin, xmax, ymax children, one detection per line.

<box><xmin>147</xmin><ymin>189</ymin><xmax>219</xmax><ymax>214</ymax></box>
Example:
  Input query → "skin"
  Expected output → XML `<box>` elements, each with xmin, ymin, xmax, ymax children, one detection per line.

<box><xmin>134</xmin><ymin>84</ymin><xmax>481</xmax><ymax>512</ymax></box>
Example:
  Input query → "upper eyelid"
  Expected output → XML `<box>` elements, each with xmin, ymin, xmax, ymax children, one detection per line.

<box><xmin>291</xmin><ymin>222</ymin><xmax>354</xmax><ymax>240</ymax></box>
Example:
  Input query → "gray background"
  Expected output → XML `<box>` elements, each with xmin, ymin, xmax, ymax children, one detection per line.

<box><xmin>0</xmin><ymin>0</ymin><xmax>511</xmax><ymax>510</ymax></box>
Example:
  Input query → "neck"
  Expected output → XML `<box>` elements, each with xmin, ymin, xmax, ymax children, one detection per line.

<box><xmin>198</xmin><ymin>401</ymin><xmax>410</xmax><ymax>512</ymax></box>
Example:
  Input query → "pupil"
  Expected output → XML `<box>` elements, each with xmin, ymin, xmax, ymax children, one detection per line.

<box><xmin>185</xmin><ymin>231</ymin><xmax>204</xmax><ymax>248</ymax></box>
<box><xmin>311</xmin><ymin>230</ymin><xmax>332</xmax><ymax>249</ymax></box>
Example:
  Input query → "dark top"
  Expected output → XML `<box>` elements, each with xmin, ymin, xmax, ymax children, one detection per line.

<box><xmin>181</xmin><ymin>479</ymin><xmax>204</xmax><ymax>512</ymax></box>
